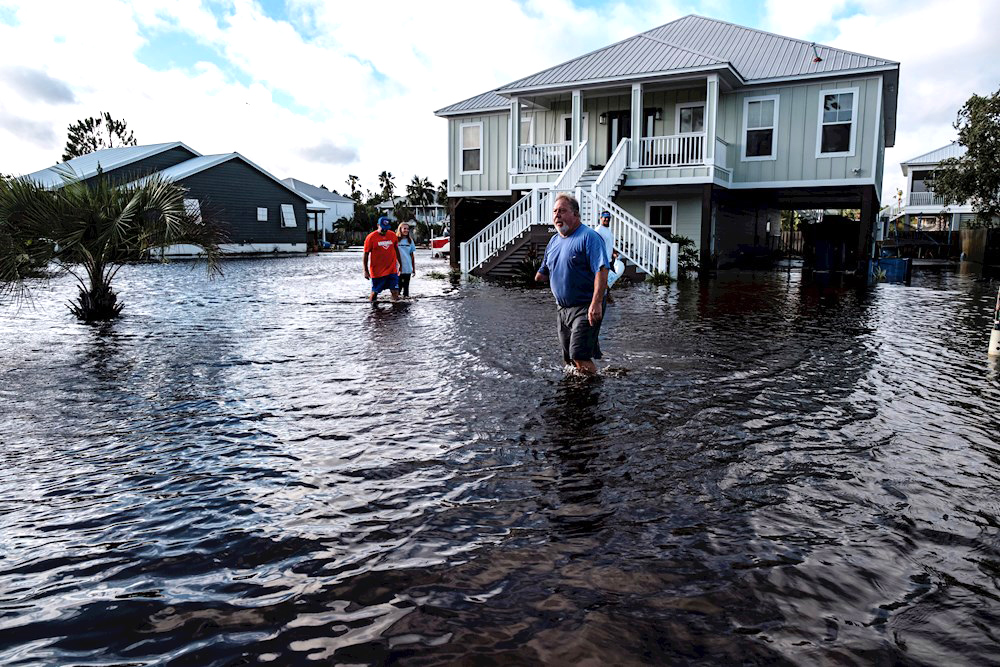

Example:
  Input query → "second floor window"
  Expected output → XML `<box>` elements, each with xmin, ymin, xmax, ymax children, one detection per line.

<box><xmin>743</xmin><ymin>95</ymin><xmax>778</xmax><ymax>161</ymax></box>
<box><xmin>818</xmin><ymin>89</ymin><xmax>858</xmax><ymax>156</ymax></box>
<box><xmin>461</xmin><ymin>123</ymin><xmax>482</xmax><ymax>174</ymax></box>
<box><xmin>677</xmin><ymin>103</ymin><xmax>704</xmax><ymax>134</ymax></box>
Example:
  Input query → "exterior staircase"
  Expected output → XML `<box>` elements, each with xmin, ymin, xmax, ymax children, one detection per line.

<box><xmin>476</xmin><ymin>224</ymin><xmax>555</xmax><ymax>278</ymax></box>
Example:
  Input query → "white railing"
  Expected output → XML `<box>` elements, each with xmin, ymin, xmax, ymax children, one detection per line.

<box><xmin>908</xmin><ymin>191</ymin><xmax>945</xmax><ymax>206</ymax></box>
<box><xmin>594</xmin><ymin>137</ymin><xmax>630</xmax><ymax>202</ymax></box>
<box><xmin>591</xmin><ymin>191</ymin><xmax>677</xmax><ymax>278</ymax></box>
<box><xmin>551</xmin><ymin>140</ymin><xmax>588</xmax><ymax>191</ymax></box>
<box><xmin>639</xmin><ymin>133</ymin><xmax>706</xmax><ymax>167</ymax></box>
<box><xmin>460</xmin><ymin>189</ymin><xmax>538</xmax><ymax>274</ymax></box>
<box><xmin>518</xmin><ymin>142</ymin><xmax>572</xmax><ymax>173</ymax></box>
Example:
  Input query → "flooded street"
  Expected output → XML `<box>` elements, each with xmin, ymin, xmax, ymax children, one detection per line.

<box><xmin>1</xmin><ymin>250</ymin><xmax>999</xmax><ymax>665</ymax></box>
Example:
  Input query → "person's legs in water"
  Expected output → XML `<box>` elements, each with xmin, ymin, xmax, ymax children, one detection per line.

<box><xmin>398</xmin><ymin>273</ymin><xmax>411</xmax><ymax>298</ymax></box>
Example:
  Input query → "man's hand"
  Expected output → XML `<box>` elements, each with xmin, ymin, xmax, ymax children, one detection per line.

<box><xmin>364</xmin><ymin>271</ymin><xmax>370</xmax><ymax>280</ymax></box>
<box><xmin>588</xmin><ymin>301</ymin><xmax>603</xmax><ymax>326</ymax></box>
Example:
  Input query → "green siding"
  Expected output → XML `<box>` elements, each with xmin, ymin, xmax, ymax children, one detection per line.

<box><xmin>449</xmin><ymin>113</ymin><xmax>510</xmax><ymax>194</ymax></box>
<box><xmin>719</xmin><ymin>76</ymin><xmax>882</xmax><ymax>184</ymax></box>
<box><xmin>615</xmin><ymin>194</ymin><xmax>703</xmax><ymax>250</ymax></box>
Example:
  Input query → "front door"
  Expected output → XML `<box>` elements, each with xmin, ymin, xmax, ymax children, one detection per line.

<box><xmin>605</xmin><ymin>111</ymin><xmax>631</xmax><ymax>160</ymax></box>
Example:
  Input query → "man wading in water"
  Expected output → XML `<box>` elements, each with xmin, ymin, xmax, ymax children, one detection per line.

<box><xmin>363</xmin><ymin>216</ymin><xmax>402</xmax><ymax>303</ymax></box>
<box><xmin>535</xmin><ymin>193</ymin><xmax>609</xmax><ymax>375</ymax></box>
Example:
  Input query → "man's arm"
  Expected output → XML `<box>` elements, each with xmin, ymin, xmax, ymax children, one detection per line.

<box><xmin>362</xmin><ymin>250</ymin><xmax>371</xmax><ymax>279</ymax></box>
<box><xmin>588</xmin><ymin>268</ymin><xmax>609</xmax><ymax>326</ymax></box>
<box><xmin>535</xmin><ymin>270</ymin><xmax>548</xmax><ymax>282</ymax></box>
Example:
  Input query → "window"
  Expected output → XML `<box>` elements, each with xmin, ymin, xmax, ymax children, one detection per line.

<box><xmin>257</xmin><ymin>207</ymin><xmax>268</xmax><ymax>222</ymax></box>
<box><xmin>742</xmin><ymin>95</ymin><xmax>778</xmax><ymax>161</ymax></box>
<box><xmin>817</xmin><ymin>88</ymin><xmax>858</xmax><ymax>156</ymax></box>
<box><xmin>676</xmin><ymin>103</ymin><xmax>705</xmax><ymax>134</ymax></box>
<box><xmin>280</xmin><ymin>204</ymin><xmax>297</xmax><ymax>228</ymax></box>
<box><xmin>183</xmin><ymin>198</ymin><xmax>202</xmax><ymax>223</ymax></box>
<box><xmin>520</xmin><ymin>114</ymin><xmax>534</xmax><ymax>145</ymax></box>
<box><xmin>561</xmin><ymin>114</ymin><xmax>589</xmax><ymax>142</ymax></box>
<box><xmin>645</xmin><ymin>200</ymin><xmax>676</xmax><ymax>239</ymax></box>
<box><xmin>460</xmin><ymin>122</ymin><xmax>482</xmax><ymax>174</ymax></box>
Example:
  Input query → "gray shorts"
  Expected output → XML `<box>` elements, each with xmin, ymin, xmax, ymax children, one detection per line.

<box><xmin>557</xmin><ymin>304</ymin><xmax>603</xmax><ymax>364</ymax></box>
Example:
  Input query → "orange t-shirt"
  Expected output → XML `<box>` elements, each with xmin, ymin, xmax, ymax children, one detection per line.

<box><xmin>364</xmin><ymin>230</ymin><xmax>399</xmax><ymax>278</ymax></box>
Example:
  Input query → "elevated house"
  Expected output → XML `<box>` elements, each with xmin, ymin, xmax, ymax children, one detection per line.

<box><xmin>884</xmin><ymin>143</ymin><xmax>973</xmax><ymax>231</ymax></box>
<box><xmin>283</xmin><ymin>178</ymin><xmax>356</xmax><ymax>245</ymax></box>
<box><xmin>24</xmin><ymin>142</ymin><xmax>311</xmax><ymax>256</ymax></box>
<box><xmin>435</xmin><ymin>15</ymin><xmax>900</xmax><ymax>278</ymax></box>
<box><xmin>376</xmin><ymin>196</ymin><xmax>449</xmax><ymax>228</ymax></box>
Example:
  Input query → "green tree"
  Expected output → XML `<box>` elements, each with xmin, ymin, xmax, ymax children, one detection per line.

<box><xmin>345</xmin><ymin>174</ymin><xmax>361</xmax><ymax>202</ymax></box>
<box><xmin>378</xmin><ymin>170</ymin><xmax>395</xmax><ymax>203</ymax></box>
<box><xmin>436</xmin><ymin>178</ymin><xmax>448</xmax><ymax>207</ymax></box>
<box><xmin>62</xmin><ymin>112</ymin><xmax>137</xmax><ymax>162</ymax></box>
<box><xmin>932</xmin><ymin>88</ymin><xmax>1000</xmax><ymax>227</ymax></box>
<box><xmin>0</xmin><ymin>171</ymin><xmax>221</xmax><ymax>321</ymax></box>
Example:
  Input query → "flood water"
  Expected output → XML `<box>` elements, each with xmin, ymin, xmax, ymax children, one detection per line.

<box><xmin>1</xmin><ymin>250</ymin><xmax>999</xmax><ymax>666</ymax></box>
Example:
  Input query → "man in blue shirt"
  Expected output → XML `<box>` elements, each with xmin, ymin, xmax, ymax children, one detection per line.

<box><xmin>535</xmin><ymin>193</ymin><xmax>609</xmax><ymax>374</ymax></box>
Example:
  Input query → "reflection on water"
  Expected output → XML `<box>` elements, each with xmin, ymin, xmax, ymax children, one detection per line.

<box><xmin>1</xmin><ymin>251</ymin><xmax>999</xmax><ymax>665</ymax></box>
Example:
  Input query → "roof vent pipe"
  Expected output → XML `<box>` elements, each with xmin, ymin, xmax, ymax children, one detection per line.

<box><xmin>811</xmin><ymin>43</ymin><xmax>823</xmax><ymax>63</ymax></box>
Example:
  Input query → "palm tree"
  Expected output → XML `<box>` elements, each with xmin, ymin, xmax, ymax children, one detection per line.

<box><xmin>378</xmin><ymin>171</ymin><xmax>395</xmax><ymax>204</ymax></box>
<box><xmin>0</xmin><ymin>171</ymin><xmax>221</xmax><ymax>321</ymax></box>
<box><xmin>436</xmin><ymin>179</ymin><xmax>448</xmax><ymax>207</ymax></box>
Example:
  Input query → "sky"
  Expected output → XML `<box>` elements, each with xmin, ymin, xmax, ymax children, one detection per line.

<box><xmin>0</xmin><ymin>0</ymin><xmax>997</xmax><ymax>205</ymax></box>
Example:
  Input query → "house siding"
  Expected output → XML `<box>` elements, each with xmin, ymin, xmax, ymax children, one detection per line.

<box><xmin>178</xmin><ymin>160</ymin><xmax>309</xmax><ymax>247</ymax></box>
<box><xmin>449</xmin><ymin>113</ymin><xmax>510</xmax><ymax>194</ymax></box>
<box><xmin>718</xmin><ymin>76</ymin><xmax>882</xmax><ymax>185</ymax></box>
<box><xmin>614</xmin><ymin>194</ymin><xmax>703</xmax><ymax>248</ymax></box>
<box><xmin>83</xmin><ymin>147</ymin><xmax>200</xmax><ymax>187</ymax></box>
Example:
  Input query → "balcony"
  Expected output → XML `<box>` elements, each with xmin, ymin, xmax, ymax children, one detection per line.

<box><xmin>518</xmin><ymin>142</ymin><xmax>572</xmax><ymax>173</ymax></box>
<box><xmin>638</xmin><ymin>133</ymin><xmax>705</xmax><ymax>167</ymax></box>
<box><xmin>908</xmin><ymin>191</ymin><xmax>946</xmax><ymax>206</ymax></box>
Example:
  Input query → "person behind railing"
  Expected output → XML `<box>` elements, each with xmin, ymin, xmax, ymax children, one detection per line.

<box><xmin>595</xmin><ymin>210</ymin><xmax>625</xmax><ymax>291</ymax></box>
<box><xmin>535</xmin><ymin>194</ymin><xmax>609</xmax><ymax>375</ymax></box>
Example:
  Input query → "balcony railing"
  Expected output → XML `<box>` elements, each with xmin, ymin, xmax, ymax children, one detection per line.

<box><xmin>639</xmin><ymin>133</ymin><xmax>706</xmax><ymax>167</ymax></box>
<box><xmin>908</xmin><ymin>191</ymin><xmax>946</xmax><ymax>206</ymax></box>
<box><xmin>518</xmin><ymin>142</ymin><xmax>572</xmax><ymax>173</ymax></box>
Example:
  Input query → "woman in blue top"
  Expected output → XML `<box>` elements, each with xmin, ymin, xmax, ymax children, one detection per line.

<box><xmin>396</xmin><ymin>222</ymin><xmax>417</xmax><ymax>297</ymax></box>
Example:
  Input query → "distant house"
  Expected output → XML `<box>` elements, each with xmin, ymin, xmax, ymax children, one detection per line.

<box><xmin>435</xmin><ymin>14</ymin><xmax>900</xmax><ymax>277</ymax></box>
<box><xmin>884</xmin><ymin>143</ymin><xmax>974</xmax><ymax>232</ymax></box>
<box><xmin>23</xmin><ymin>142</ymin><xmax>311</xmax><ymax>256</ymax></box>
<box><xmin>282</xmin><ymin>178</ymin><xmax>355</xmax><ymax>243</ymax></box>
<box><xmin>376</xmin><ymin>195</ymin><xmax>449</xmax><ymax>228</ymax></box>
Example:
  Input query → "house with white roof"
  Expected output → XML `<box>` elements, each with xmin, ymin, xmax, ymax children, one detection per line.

<box><xmin>23</xmin><ymin>142</ymin><xmax>311</xmax><ymax>255</ymax></box>
<box><xmin>282</xmin><ymin>178</ymin><xmax>355</xmax><ymax>244</ymax></box>
<box><xmin>884</xmin><ymin>143</ymin><xmax>974</xmax><ymax>232</ymax></box>
<box><xmin>435</xmin><ymin>14</ymin><xmax>900</xmax><ymax>277</ymax></box>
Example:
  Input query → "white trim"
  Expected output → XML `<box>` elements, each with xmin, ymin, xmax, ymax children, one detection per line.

<box><xmin>257</xmin><ymin>207</ymin><xmax>268</xmax><ymax>222</ymax></box>
<box><xmin>746</xmin><ymin>65</ymin><xmax>898</xmax><ymax>86</ymax></box>
<box><xmin>675</xmin><ymin>101</ymin><xmax>705</xmax><ymax>134</ymax></box>
<box><xmin>624</xmin><ymin>176</ymin><xmax>713</xmax><ymax>186</ymax></box>
<box><xmin>741</xmin><ymin>94</ymin><xmax>779</xmax><ymax>162</ymax></box>
<box><xmin>496</xmin><ymin>64</ymin><xmax>744</xmax><ymax>95</ymax></box>
<box><xmin>816</xmin><ymin>86</ymin><xmax>859</xmax><ymax>158</ymax></box>
<box><xmin>645</xmin><ymin>200</ymin><xmax>678</xmax><ymax>237</ymax></box>
<box><xmin>163</xmin><ymin>242</ymin><xmax>307</xmax><ymax>256</ymax></box>
<box><xmin>870</xmin><ymin>76</ymin><xmax>883</xmax><ymax>183</ymax></box>
<box><xmin>728</xmin><ymin>176</ymin><xmax>875</xmax><ymax>188</ymax></box>
<box><xmin>560</xmin><ymin>113</ymin><xmax>589</xmax><ymax>142</ymax></box>
<box><xmin>459</xmin><ymin>121</ymin><xmax>484</xmax><ymax>175</ymax></box>
<box><xmin>447</xmin><ymin>189</ymin><xmax>511</xmax><ymax>197</ymax></box>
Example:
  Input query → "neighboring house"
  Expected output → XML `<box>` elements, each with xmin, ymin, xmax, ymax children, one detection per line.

<box><xmin>435</xmin><ymin>14</ymin><xmax>900</xmax><ymax>276</ymax></box>
<box><xmin>884</xmin><ymin>143</ymin><xmax>974</xmax><ymax>232</ymax></box>
<box><xmin>23</xmin><ymin>142</ymin><xmax>310</xmax><ymax>256</ymax></box>
<box><xmin>283</xmin><ymin>178</ymin><xmax>356</xmax><ymax>243</ymax></box>
<box><xmin>376</xmin><ymin>196</ymin><xmax>449</xmax><ymax>227</ymax></box>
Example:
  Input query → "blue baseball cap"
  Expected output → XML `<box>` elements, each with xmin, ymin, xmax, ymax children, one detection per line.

<box><xmin>377</xmin><ymin>216</ymin><xmax>391</xmax><ymax>230</ymax></box>
<box><xmin>600</xmin><ymin>210</ymin><xmax>611</xmax><ymax>219</ymax></box>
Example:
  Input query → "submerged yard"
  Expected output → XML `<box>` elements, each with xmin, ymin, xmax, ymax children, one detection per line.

<box><xmin>1</xmin><ymin>250</ymin><xmax>998</xmax><ymax>665</ymax></box>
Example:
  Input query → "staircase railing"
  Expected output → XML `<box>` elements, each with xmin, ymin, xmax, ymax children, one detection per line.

<box><xmin>592</xmin><ymin>191</ymin><xmax>677</xmax><ymax>278</ymax></box>
<box><xmin>460</xmin><ymin>189</ymin><xmax>538</xmax><ymax>274</ymax></box>
<box><xmin>594</xmin><ymin>137</ymin><xmax>630</xmax><ymax>202</ymax></box>
<box><xmin>551</xmin><ymin>140</ymin><xmax>588</xmax><ymax>191</ymax></box>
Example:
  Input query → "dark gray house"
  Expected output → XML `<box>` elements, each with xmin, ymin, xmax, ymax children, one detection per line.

<box><xmin>24</xmin><ymin>142</ymin><xmax>311</xmax><ymax>255</ymax></box>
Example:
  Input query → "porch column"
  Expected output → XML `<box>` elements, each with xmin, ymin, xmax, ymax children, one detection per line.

<box><xmin>509</xmin><ymin>98</ymin><xmax>521</xmax><ymax>175</ymax></box>
<box><xmin>704</xmin><ymin>74</ymin><xmax>719</xmax><ymax>165</ymax></box>
<box><xmin>571</xmin><ymin>89</ymin><xmax>583</xmax><ymax>154</ymax></box>
<box><xmin>630</xmin><ymin>83</ymin><xmax>642</xmax><ymax>168</ymax></box>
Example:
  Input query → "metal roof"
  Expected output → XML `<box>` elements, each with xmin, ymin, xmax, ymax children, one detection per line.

<box><xmin>438</xmin><ymin>14</ymin><xmax>898</xmax><ymax>114</ymax></box>
<box><xmin>282</xmin><ymin>178</ymin><xmax>354</xmax><ymax>203</ymax></box>
<box><xmin>902</xmin><ymin>143</ymin><xmax>965</xmax><ymax>166</ymax></box>
<box><xmin>23</xmin><ymin>141</ymin><xmax>199</xmax><ymax>188</ymax></box>
<box><xmin>435</xmin><ymin>90</ymin><xmax>510</xmax><ymax>116</ymax></box>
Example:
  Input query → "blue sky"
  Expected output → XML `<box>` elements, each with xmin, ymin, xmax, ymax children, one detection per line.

<box><xmin>1</xmin><ymin>0</ymin><xmax>998</xmax><ymax>204</ymax></box>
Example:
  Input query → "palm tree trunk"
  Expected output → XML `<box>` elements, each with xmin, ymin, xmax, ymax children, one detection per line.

<box><xmin>70</xmin><ymin>262</ymin><xmax>122</xmax><ymax>321</ymax></box>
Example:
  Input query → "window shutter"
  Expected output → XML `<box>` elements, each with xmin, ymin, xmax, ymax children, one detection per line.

<box><xmin>280</xmin><ymin>204</ymin><xmax>297</xmax><ymax>228</ymax></box>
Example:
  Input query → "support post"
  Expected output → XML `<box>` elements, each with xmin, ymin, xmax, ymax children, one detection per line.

<box><xmin>699</xmin><ymin>183</ymin><xmax>713</xmax><ymax>275</ymax></box>
<box><xmin>704</xmin><ymin>74</ymin><xmax>718</xmax><ymax>166</ymax></box>
<box><xmin>571</xmin><ymin>89</ymin><xmax>582</xmax><ymax>155</ymax></box>
<box><xmin>859</xmin><ymin>185</ymin><xmax>878</xmax><ymax>272</ymax></box>
<box><xmin>509</xmin><ymin>98</ymin><xmax>521</xmax><ymax>175</ymax></box>
<box><xmin>630</xmin><ymin>83</ymin><xmax>642</xmax><ymax>168</ymax></box>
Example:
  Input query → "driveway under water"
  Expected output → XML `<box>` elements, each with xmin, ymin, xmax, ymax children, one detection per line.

<box><xmin>1</xmin><ymin>250</ymin><xmax>998</xmax><ymax>665</ymax></box>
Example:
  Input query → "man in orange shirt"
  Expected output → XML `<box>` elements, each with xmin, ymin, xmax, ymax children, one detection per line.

<box><xmin>363</xmin><ymin>216</ymin><xmax>402</xmax><ymax>302</ymax></box>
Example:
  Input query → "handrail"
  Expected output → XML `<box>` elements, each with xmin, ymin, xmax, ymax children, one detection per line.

<box><xmin>593</xmin><ymin>137</ymin><xmax>629</xmax><ymax>202</ymax></box>
<box><xmin>552</xmin><ymin>140</ymin><xmax>588</xmax><ymax>191</ymax></box>
<box><xmin>592</xmin><ymin>191</ymin><xmax>676</xmax><ymax>278</ymax></box>
<box><xmin>639</xmin><ymin>133</ymin><xmax>705</xmax><ymax>167</ymax></box>
<box><xmin>518</xmin><ymin>142</ymin><xmax>571</xmax><ymax>173</ymax></box>
<box><xmin>459</xmin><ymin>190</ymin><xmax>536</xmax><ymax>274</ymax></box>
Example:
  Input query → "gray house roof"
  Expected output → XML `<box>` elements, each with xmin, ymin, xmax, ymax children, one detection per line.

<box><xmin>435</xmin><ymin>14</ymin><xmax>900</xmax><ymax>141</ymax></box>
<box><xmin>282</xmin><ymin>178</ymin><xmax>354</xmax><ymax>203</ymax></box>
<box><xmin>23</xmin><ymin>141</ymin><xmax>200</xmax><ymax>188</ymax></box>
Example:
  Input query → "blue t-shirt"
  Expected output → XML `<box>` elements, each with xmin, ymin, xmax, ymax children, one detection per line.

<box><xmin>538</xmin><ymin>224</ymin><xmax>609</xmax><ymax>307</ymax></box>
<box><xmin>398</xmin><ymin>238</ymin><xmax>415</xmax><ymax>274</ymax></box>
